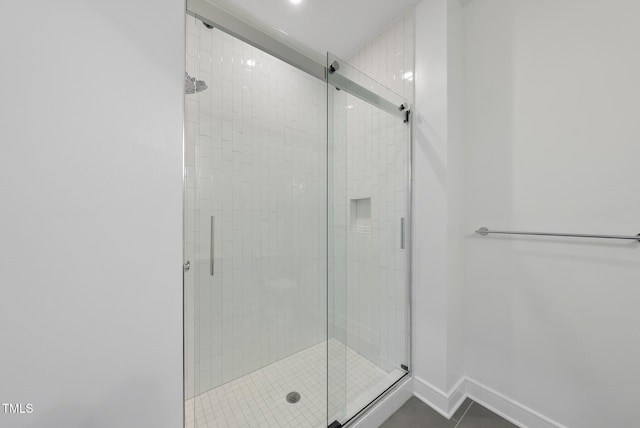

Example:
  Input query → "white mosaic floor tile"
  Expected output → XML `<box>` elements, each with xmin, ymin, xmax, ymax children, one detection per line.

<box><xmin>186</xmin><ymin>339</ymin><xmax>404</xmax><ymax>428</ymax></box>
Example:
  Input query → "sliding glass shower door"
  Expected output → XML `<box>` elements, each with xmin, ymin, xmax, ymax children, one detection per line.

<box><xmin>184</xmin><ymin>15</ymin><xmax>328</xmax><ymax>427</ymax></box>
<box><xmin>184</xmin><ymin>10</ymin><xmax>410</xmax><ymax>428</ymax></box>
<box><xmin>327</xmin><ymin>53</ymin><xmax>411</xmax><ymax>426</ymax></box>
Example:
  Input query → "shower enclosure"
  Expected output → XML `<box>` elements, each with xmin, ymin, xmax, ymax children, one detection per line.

<box><xmin>184</xmin><ymin>1</ymin><xmax>411</xmax><ymax>426</ymax></box>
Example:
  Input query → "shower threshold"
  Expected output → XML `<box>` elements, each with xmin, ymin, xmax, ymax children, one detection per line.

<box><xmin>186</xmin><ymin>339</ymin><xmax>404</xmax><ymax>428</ymax></box>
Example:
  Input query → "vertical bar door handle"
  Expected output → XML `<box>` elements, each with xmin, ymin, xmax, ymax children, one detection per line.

<box><xmin>210</xmin><ymin>216</ymin><xmax>215</xmax><ymax>276</ymax></box>
<box><xmin>400</xmin><ymin>217</ymin><xmax>406</xmax><ymax>249</ymax></box>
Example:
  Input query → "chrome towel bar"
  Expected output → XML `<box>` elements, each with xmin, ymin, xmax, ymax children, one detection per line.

<box><xmin>210</xmin><ymin>216</ymin><xmax>215</xmax><ymax>276</ymax></box>
<box><xmin>476</xmin><ymin>227</ymin><xmax>640</xmax><ymax>242</ymax></box>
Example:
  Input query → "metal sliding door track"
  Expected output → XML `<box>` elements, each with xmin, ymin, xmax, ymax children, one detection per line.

<box><xmin>186</xmin><ymin>0</ymin><xmax>409</xmax><ymax>120</ymax></box>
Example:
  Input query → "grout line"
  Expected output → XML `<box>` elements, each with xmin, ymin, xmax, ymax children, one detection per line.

<box><xmin>453</xmin><ymin>401</ymin><xmax>474</xmax><ymax>428</ymax></box>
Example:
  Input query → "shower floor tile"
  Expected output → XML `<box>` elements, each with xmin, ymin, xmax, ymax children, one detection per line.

<box><xmin>186</xmin><ymin>339</ymin><xmax>404</xmax><ymax>428</ymax></box>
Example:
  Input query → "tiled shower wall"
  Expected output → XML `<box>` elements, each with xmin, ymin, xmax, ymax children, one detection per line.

<box><xmin>332</xmin><ymin>10</ymin><xmax>415</xmax><ymax>373</ymax></box>
<box><xmin>349</xmin><ymin>10</ymin><xmax>415</xmax><ymax>105</ymax></box>
<box><xmin>184</xmin><ymin>16</ymin><xmax>327</xmax><ymax>398</ymax></box>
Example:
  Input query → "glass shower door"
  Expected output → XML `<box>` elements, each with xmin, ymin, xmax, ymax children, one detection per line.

<box><xmin>184</xmin><ymin>14</ymin><xmax>329</xmax><ymax>427</ymax></box>
<box><xmin>184</xmin><ymin>11</ymin><xmax>410</xmax><ymax>427</ymax></box>
<box><xmin>327</xmin><ymin>53</ymin><xmax>411</xmax><ymax>426</ymax></box>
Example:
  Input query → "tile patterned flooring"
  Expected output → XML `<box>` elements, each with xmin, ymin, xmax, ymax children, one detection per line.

<box><xmin>186</xmin><ymin>339</ymin><xmax>404</xmax><ymax>428</ymax></box>
<box><xmin>381</xmin><ymin>396</ymin><xmax>519</xmax><ymax>428</ymax></box>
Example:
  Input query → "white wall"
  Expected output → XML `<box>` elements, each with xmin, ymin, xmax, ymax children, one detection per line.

<box><xmin>463</xmin><ymin>1</ymin><xmax>640</xmax><ymax>426</ymax></box>
<box><xmin>0</xmin><ymin>1</ymin><xmax>185</xmax><ymax>427</ymax></box>
<box><xmin>412</xmin><ymin>0</ymin><xmax>466</xmax><ymax>404</ymax></box>
<box><xmin>413</xmin><ymin>0</ymin><xmax>640</xmax><ymax>426</ymax></box>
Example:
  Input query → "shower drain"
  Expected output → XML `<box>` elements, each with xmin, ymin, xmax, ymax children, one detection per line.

<box><xmin>286</xmin><ymin>392</ymin><xmax>301</xmax><ymax>404</ymax></box>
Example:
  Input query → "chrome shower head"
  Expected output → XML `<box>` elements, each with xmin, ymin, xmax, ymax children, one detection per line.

<box><xmin>185</xmin><ymin>72</ymin><xmax>208</xmax><ymax>94</ymax></box>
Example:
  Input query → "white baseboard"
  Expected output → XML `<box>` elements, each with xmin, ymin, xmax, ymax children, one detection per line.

<box><xmin>412</xmin><ymin>375</ymin><xmax>466</xmax><ymax>419</ymax></box>
<box><xmin>413</xmin><ymin>376</ymin><xmax>567</xmax><ymax>428</ymax></box>
<box><xmin>347</xmin><ymin>377</ymin><xmax>413</xmax><ymax>428</ymax></box>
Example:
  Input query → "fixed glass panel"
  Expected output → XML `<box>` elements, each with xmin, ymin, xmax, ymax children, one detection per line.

<box><xmin>327</xmin><ymin>73</ymin><xmax>348</xmax><ymax>425</ymax></box>
<box><xmin>184</xmin><ymin>15</ymin><xmax>198</xmax><ymax>428</ymax></box>
<box><xmin>327</xmin><ymin>52</ymin><xmax>411</xmax><ymax>426</ymax></box>
<box><xmin>184</xmin><ymin>15</ymin><xmax>328</xmax><ymax>427</ymax></box>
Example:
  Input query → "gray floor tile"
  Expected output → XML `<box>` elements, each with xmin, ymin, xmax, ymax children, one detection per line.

<box><xmin>451</xmin><ymin>398</ymin><xmax>473</xmax><ymax>422</ymax></box>
<box><xmin>379</xmin><ymin>397</ymin><xmax>456</xmax><ymax>428</ymax></box>
<box><xmin>455</xmin><ymin>402</ymin><xmax>519</xmax><ymax>428</ymax></box>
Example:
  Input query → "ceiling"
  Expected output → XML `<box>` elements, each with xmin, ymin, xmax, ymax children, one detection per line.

<box><xmin>227</xmin><ymin>0</ymin><xmax>422</xmax><ymax>58</ymax></box>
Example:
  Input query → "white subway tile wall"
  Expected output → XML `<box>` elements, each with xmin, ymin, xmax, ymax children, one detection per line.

<box><xmin>185</xmin><ymin>15</ymin><xmax>327</xmax><ymax>398</ymax></box>
<box><xmin>349</xmin><ymin>10</ymin><xmax>415</xmax><ymax>105</ymax></box>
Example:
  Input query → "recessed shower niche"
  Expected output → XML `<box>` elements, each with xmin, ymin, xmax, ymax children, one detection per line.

<box><xmin>351</xmin><ymin>198</ymin><xmax>372</xmax><ymax>233</ymax></box>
